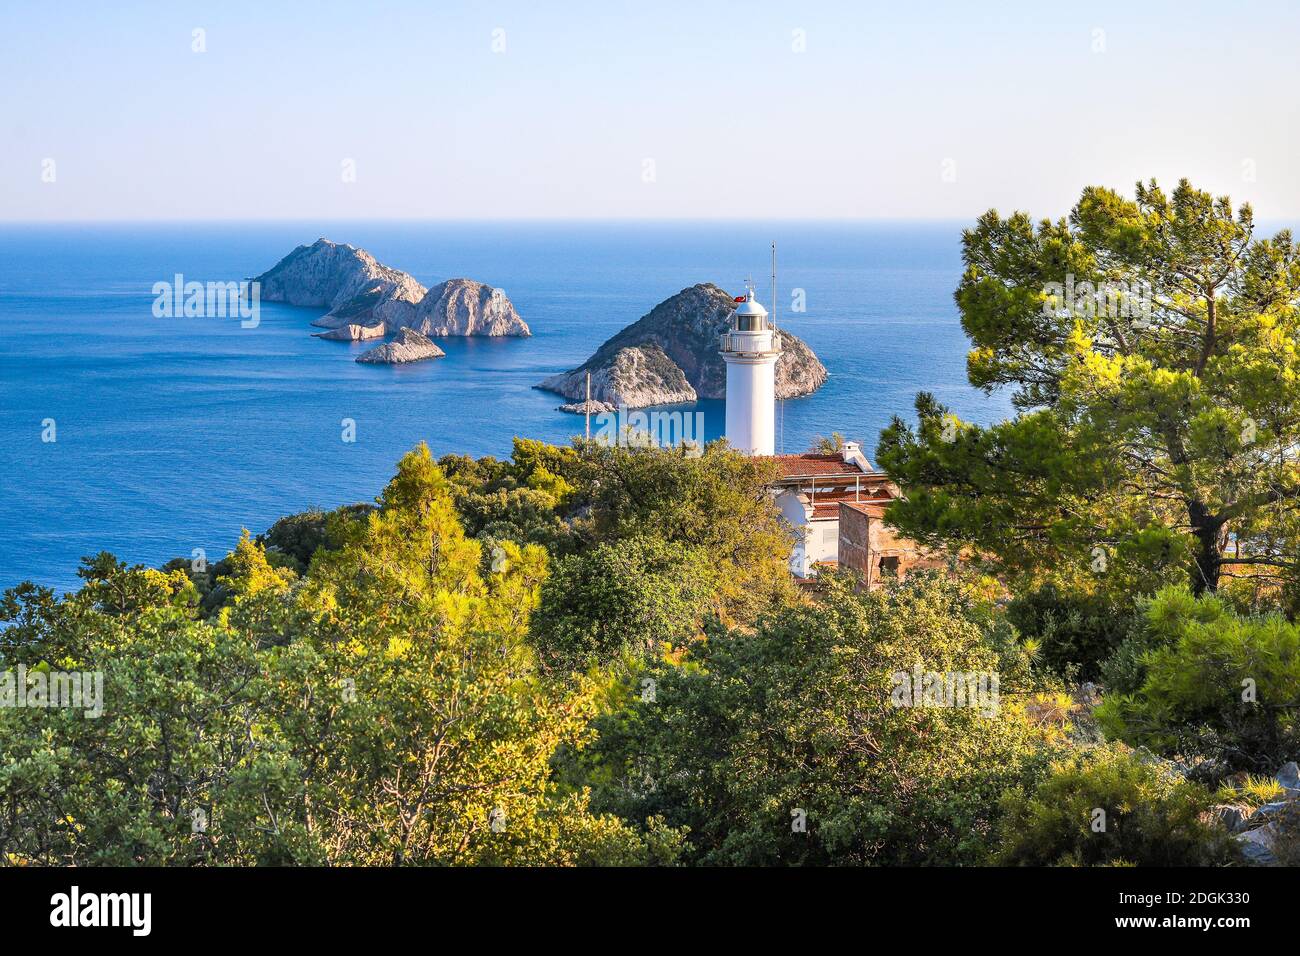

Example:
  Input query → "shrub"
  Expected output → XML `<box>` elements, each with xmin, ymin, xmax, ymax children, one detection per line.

<box><xmin>1096</xmin><ymin>586</ymin><xmax>1300</xmax><ymax>773</ymax></box>
<box><xmin>1005</xmin><ymin>584</ymin><xmax>1141</xmax><ymax>682</ymax></box>
<box><xmin>996</xmin><ymin>744</ymin><xmax>1238</xmax><ymax>866</ymax></box>
<box><xmin>1216</xmin><ymin>774</ymin><xmax>1285</xmax><ymax>809</ymax></box>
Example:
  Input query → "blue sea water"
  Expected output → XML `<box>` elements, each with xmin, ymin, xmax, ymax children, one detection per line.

<box><xmin>0</xmin><ymin>221</ymin><xmax>1011</xmax><ymax>593</ymax></box>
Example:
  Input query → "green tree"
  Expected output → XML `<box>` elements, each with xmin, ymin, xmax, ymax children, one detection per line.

<box><xmin>808</xmin><ymin>432</ymin><xmax>846</xmax><ymax>454</ymax></box>
<box><xmin>0</xmin><ymin>560</ymin><xmax>310</xmax><ymax>865</ymax></box>
<box><xmin>529</xmin><ymin>536</ymin><xmax>715</xmax><ymax>673</ymax></box>
<box><xmin>222</xmin><ymin>530</ymin><xmax>296</xmax><ymax>597</ymax></box>
<box><xmin>575</xmin><ymin>439</ymin><xmax>797</xmax><ymax>625</ymax></box>
<box><xmin>258</xmin><ymin>504</ymin><xmax>373</xmax><ymax>573</ymax></box>
<box><xmin>879</xmin><ymin>179</ymin><xmax>1300</xmax><ymax>597</ymax></box>
<box><xmin>278</xmin><ymin>444</ymin><xmax>665</xmax><ymax>863</ymax></box>
<box><xmin>439</xmin><ymin>441</ymin><xmax>578</xmax><ymax>552</ymax></box>
<box><xmin>455</xmin><ymin>486</ymin><xmax>573</xmax><ymax>550</ymax></box>
<box><xmin>509</xmin><ymin>437</ymin><xmax>583</xmax><ymax>499</ymax></box>
<box><xmin>1006</xmin><ymin>584</ymin><xmax>1141</xmax><ymax>682</ymax></box>
<box><xmin>589</xmin><ymin>573</ymin><xmax>1055</xmax><ymax>865</ymax></box>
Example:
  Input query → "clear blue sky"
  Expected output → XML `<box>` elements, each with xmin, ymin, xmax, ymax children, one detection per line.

<box><xmin>3</xmin><ymin>0</ymin><xmax>1298</xmax><ymax>220</ymax></box>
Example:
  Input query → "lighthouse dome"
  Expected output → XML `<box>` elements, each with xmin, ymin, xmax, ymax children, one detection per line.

<box><xmin>733</xmin><ymin>290</ymin><xmax>768</xmax><ymax>331</ymax></box>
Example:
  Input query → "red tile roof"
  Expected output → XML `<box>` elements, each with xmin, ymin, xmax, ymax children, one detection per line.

<box><xmin>770</xmin><ymin>453</ymin><xmax>870</xmax><ymax>479</ymax></box>
<box><xmin>803</xmin><ymin>487</ymin><xmax>895</xmax><ymax>520</ymax></box>
<box><xmin>841</xmin><ymin>500</ymin><xmax>889</xmax><ymax>518</ymax></box>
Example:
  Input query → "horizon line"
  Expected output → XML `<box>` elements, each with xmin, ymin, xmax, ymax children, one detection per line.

<box><xmin>6</xmin><ymin>215</ymin><xmax>1297</xmax><ymax>228</ymax></box>
<box><xmin>0</xmin><ymin>215</ymin><xmax>983</xmax><ymax>226</ymax></box>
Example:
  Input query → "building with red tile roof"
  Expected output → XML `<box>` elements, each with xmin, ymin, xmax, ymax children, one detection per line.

<box><xmin>767</xmin><ymin>441</ymin><xmax>936</xmax><ymax>587</ymax></box>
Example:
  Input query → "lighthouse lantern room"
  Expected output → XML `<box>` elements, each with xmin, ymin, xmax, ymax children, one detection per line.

<box><xmin>720</xmin><ymin>287</ymin><xmax>782</xmax><ymax>455</ymax></box>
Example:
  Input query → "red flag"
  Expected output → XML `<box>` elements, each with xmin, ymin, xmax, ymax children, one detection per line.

<box><xmin>733</xmin><ymin>296</ymin><xmax>745</xmax><ymax>303</ymax></box>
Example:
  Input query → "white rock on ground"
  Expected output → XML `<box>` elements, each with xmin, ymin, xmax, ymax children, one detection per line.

<box><xmin>1236</xmin><ymin>825</ymin><xmax>1278</xmax><ymax>865</ymax></box>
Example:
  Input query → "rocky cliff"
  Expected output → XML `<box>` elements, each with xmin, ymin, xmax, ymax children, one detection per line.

<box><xmin>254</xmin><ymin>239</ymin><xmax>529</xmax><ymax>337</ymax></box>
<box><xmin>409</xmin><ymin>279</ymin><xmax>530</xmax><ymax>337</ymax></box>
<box><xmin>537</xmin><ymin>283</ymin><xmax>827</xmax><ymax>410</ymax></box>
<box><xmin>356</xmin><ymin>327</ymin><xmax>446</xmax><ymax>364</ymax></box>
<box><xmin>254</xmin><ymin>239</ymin><xmax>424</xmax><ymax>329</ymax></box>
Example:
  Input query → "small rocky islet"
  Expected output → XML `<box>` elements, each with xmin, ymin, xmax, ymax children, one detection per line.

<box><xmin>356</xmin><ymin>327</ymin><xmax>446</xmax><ymax>365</ymax></box>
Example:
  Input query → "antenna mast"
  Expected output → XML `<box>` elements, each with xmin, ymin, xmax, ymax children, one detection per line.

<box><xmin>772</xmin><ymin>240</ymin><xmax>784</xmax><ymax>454</ymax></box>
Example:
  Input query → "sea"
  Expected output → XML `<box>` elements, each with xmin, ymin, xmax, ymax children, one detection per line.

<box><xmin>0</xmin><ymin>221</ymin><xmax>1012</xmax><ymax>593</ymax></box>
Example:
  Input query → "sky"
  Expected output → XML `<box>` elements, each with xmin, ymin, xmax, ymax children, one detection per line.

<box><xmin>3</xmin><ymin>0</ymin><xmax>1299</xmax><ymax>221</ymax></box>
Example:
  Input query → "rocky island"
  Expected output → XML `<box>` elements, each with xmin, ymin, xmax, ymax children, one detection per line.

<box><xmin>254</xmin><ymin>239</ymin><xmax>530</xmax><ymax>339</ymax></box>
<box><xmin>537</xmin><ymin>283</ymin><xmax>827</xmax><ymax>410</ymax></box>
<box><xmin>356</xmin><ymin>327</ymin><xmax>446</xmax><ymax>365</ymax></box>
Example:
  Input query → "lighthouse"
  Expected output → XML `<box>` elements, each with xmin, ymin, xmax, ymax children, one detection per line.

<box><xmin>720</xmin><ymin>286</ymin><xmax>782</xmax><ymax>455</ymax></box>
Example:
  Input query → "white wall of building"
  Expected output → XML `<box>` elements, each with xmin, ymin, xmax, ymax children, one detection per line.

<box><xmin>775</xmin><ymin>490</ymin><xmax>841</xmax><ymax>576</ymax></box>
<box><xmin>808</xmin><ymin>519</ymin><xmax>840</xmax><ymax>566</ymax></box>
<box><xmin>776</xmin><ymin>489</ymin><xmax>811</xmax><ymax>576</ymax></box>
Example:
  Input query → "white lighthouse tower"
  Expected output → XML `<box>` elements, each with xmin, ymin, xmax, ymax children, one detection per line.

<box><xmin>721</xmin><ymin>286</ymin><xmax>782</xmax><ymax>455</ymax></box>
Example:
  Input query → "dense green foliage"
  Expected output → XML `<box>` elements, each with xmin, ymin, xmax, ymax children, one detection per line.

<box><xmin>0</xmin><ymin>437</ymin><xmax>798</xmax><ymax>866</ymax></box>
<box><xmin>0</xmin><ymin>446</ymin><xmax>683</xmax><ymax>865</ymax></box>
<box><xmin>583</xmin><ymin>573</ymin><xmax>1058</xmax><ymax>865</ymax></box>
<box><xmin>1006</xmin><ymin>585</ymin><xmax>1141</xmax><ymax>682</ymax></box>
<box><xmin>1097</xmin><ymin>587</ymin><xmax>1300</xmax><ymax>773</ymax></box>
<box><xmin>572</xmin><ymin>438</ymin><xmax>797</xmax><ymax>625</ymax></box>
<box><xmin>879</xmin><ymin>179</ymin><xmax>1300</xmax><ymax>599</ymax></box>
<box><xmin>997</xmin><ymin>744</ymin><xmax>1237</xmax><ymax>866</ymax></box>
<box><xmin>440</xmin><ymin>438</ymin><xmax>580</xmax><ymax>552</ymax></box>
<box><xmin>529</xmin><ymin>536</ymin><xmax>714</xmax><ymax>674</ymax></box>
<box><xmin>4</xmin><ymin>430</ymin><xmax>1288</xmax><ymax>867</ymax></box>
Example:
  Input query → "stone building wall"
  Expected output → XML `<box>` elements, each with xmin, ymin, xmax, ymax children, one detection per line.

<box><xmin>838</xmin><ymin>503</ymin><xmax>873</xmax><ymax>583</ymax></box>
<box><xmin>838</xmin><ymin>501</ymin><xmax>947</xmax><ymax>589</ymax></box>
